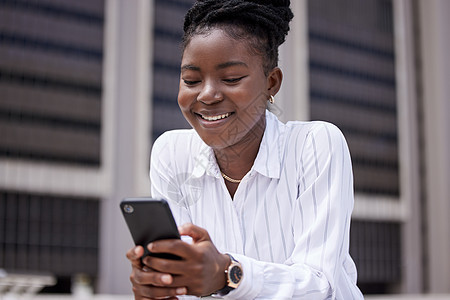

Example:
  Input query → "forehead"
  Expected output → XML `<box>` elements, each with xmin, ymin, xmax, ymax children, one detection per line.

<box><xmin>182</xmin><ymin>28</ymin><xmax>263</xmax><ymax>68</ymax></box>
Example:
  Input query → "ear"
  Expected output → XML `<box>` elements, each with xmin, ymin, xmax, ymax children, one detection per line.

<box><xmin>266</xmin><ymin>67</ymin><xmax>283</xmax><ymax>97</ymax></box>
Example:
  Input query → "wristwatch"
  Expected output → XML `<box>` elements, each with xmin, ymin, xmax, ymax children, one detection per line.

<box><xmin>215</xmin><ymin>254</ymin><xmax>243</xmax><ymax>296</ymax></box>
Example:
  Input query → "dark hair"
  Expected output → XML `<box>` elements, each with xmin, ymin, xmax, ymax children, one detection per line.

<box><xmin>183</xmin><ymin>0</ymin><xmax>294</xmax><ymax>75</ymax></box>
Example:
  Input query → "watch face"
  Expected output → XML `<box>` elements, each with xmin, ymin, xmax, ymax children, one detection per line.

<box><xmin>229</xmin><ymin>265</ymin><xmax>243</xmax><ymax>284</ymax></box>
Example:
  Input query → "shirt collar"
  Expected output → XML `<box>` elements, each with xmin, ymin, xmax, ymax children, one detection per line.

<box><xmin>192</xmin><ymin>142</ymin><xmax>220</xmax><ymax>179</ymax></box>
<box><xmin>191</xmin><ymin>110</ymin><xmax>284</xmax><ymax>180</ymax></box>
<box><xmin>252</xmin><ymin>110</ymin><xmax>284</xmax><ymax>179</ymax></box>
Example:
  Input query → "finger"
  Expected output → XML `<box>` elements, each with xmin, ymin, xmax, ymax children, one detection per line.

<box><xmin>178</xmin><ymin>223</ymin><xmax>211</xmax><ymax>243</ymax></box>
<box><xmin>132</xmin><ymin>284</ymin><xmax>187</xmax><ymax>299</ymax></box>
<box><xmin>131</xmin><ymin>266</ymin><xmax>176</xmax><ymax>287</ymax></box>
<box><xmin>127</xmin><ymin>246</ymin><xmax>144</xmax><ymax>260</ymax></box>
<box><xmin>147</xmin><ymin>239</ymin><xmax>192</xmax><ymax>260</ymax></box>
<box><xmin>142</xmin><ymin>256</ymin><xmax>189</xmax><ymax>277</ymax></box>
<box><xmin>127</xmin><ymin>246</ymin><xmax>145</xmax><ymax>267</ymax></box>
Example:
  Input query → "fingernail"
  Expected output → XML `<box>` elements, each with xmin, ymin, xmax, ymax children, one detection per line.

<box><xmin>147</xmin><ymin>243</ymin><xmax>153</xmax><ymax>250</ymax></box>
<box><xmin>134</xmin><ymin>247</ymin><xmax>140</xmax><ymax>255</ymax></box>
<box><xmin>176</xmin><ymin>287</ymin><xmax>187</xmax><ymax>295</ymax></box>
<box><xmin>161</xmin><ymin>274</ymin><xmax>172</xmax><ymax>284</ymax></box>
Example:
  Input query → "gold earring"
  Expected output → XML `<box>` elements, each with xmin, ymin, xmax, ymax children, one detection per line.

<box><xmin>269</xmin><ymin>95</ymin><xmax>275</xmax><ymax>104</ymax></box>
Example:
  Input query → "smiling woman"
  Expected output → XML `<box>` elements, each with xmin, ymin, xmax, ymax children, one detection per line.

<box><xmin>126</xmin><ymin>1</ymin><xmax>364</xmax><ymax>299</ymax></box>
<box><xmin>178</xmin><ymin>29</ymin><xmax>281</xmax><ymax>186</ymax></box>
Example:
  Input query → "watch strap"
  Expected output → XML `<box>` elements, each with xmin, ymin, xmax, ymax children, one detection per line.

<box><xmin>215</xmin><ymin>285</ymin><xmax>234</xmax><ymax>297</ymax></box>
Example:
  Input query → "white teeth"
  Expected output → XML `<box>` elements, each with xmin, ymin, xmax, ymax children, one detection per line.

<box><xmin>202</xmin><ymin>113</ymin><xmax>230</xmax><ymax>121</ymax></box>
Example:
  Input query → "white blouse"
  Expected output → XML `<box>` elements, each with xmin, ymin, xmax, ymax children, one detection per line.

<box><xmin>150</xmin><ymin>110</ymin><xmax>363</xmax><ymax>299</ymax></box>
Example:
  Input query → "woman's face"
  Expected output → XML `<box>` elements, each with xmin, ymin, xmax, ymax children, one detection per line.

<box><xmin>178</xmin><ymin>28</ymin><xmax>280</xmax><ymax>150</ymax></box>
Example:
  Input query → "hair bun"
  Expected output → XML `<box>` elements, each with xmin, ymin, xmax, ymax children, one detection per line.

<box><xmin>248</xmin><ymin>0</ymin><xmax>291</xmax><ymax>8</ymax></box>
<box><xmin>183</xmin><ymin>0</ymin><xmax>294</xmax><ymax>72</ymax></box>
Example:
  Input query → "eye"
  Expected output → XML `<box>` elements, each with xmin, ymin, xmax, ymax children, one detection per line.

<box><xmin>223</xmin><ymin>76</ymin><xmax>247</xmax><ymax>84</ymax></box>
<box><xmin>183</xmin><ymin>79</ymin><xmax>201</xmax><ymax>85</ymax></box>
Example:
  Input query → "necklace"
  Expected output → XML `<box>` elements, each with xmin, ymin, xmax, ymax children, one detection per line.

<box><xmin>221</xmin><ymin>172</ymin><xmax>242</xmax><ymax>184</ymax></box>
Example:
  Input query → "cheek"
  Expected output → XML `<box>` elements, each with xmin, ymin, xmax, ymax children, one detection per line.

<box><xmin>177</xmin><ymin>87</ymin><xmax>193</xmax><ymax>113</ymax></box>
<box><xmin>238</xmin><ymin>78</ymin><xmax>268</xmax><ymax>106</ymax></box>
<box><xmin>238</xmin><ymin>90</ymin><xmax>268</xmax><ymax>115</ymax></box>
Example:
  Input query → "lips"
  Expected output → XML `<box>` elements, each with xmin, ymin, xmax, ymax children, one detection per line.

<box><xmin>200</xmin><ymin>113</ymin><xmax>230</xmax><ymax>121</ymax></box>
<box><xmin>195</xmin><ymin>111</ymin><xmax>234</xmax><ymax>122</ymax></box>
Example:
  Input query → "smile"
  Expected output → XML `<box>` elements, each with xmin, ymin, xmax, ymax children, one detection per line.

<box><xmin>199</xmin><ymin>113</ymin><xmax>231</xmax><ymax>121</ymax></box>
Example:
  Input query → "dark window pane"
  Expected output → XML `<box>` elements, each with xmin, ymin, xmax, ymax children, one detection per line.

<box><xmin>308</xmin><ymin>0</ymin><xmax>399</xmax><ymax>196</ymax></box>
<box><xmin>0</xmin><ymin>0</ymin><xmax>104</xmax><ymax>166</ymax></box>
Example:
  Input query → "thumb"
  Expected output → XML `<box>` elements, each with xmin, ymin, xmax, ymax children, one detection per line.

<box><xmin>178</xmin><ymin>223</ymin><xmax>211</xmax><ymax>243</ymax></box>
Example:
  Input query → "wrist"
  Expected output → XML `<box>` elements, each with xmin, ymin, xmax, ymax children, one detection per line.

<box><xmin>217</xmin><ymin>253</ymin><xmax>231</xmax><ymax>290</ymax></box>
<box><xmin>214</xmin><ymin>254</ymin><xmax>243</xmax><ymax>296</ymax></box>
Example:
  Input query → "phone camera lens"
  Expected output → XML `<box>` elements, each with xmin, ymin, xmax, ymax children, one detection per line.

<box><xmin>123</xmin><ymin>204</ymin><xmax>134</xmax><ymax>214</ymax></box>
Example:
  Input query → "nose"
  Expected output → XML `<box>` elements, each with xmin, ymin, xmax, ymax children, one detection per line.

<box><xmin>197</xmin><ymin>80</ymin><xmax>223</xmax><ymax>104</ymax></box>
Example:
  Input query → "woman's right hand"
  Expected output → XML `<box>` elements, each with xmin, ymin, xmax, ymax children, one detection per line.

<box><xmin>126</xmin><ymin>245</ymin><xmax>188</xmax><ymax>300</ymax></box>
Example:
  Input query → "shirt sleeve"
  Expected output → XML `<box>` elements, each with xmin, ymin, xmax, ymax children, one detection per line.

<box><xmin>223</xmin><ymin>123</ymin><xmax>363</xmax><ymax>300</ymax></box>
<box><xmin>149</xmin><ymin>132</ymin><xmax>192</xmax><ymax>226</ymax></box>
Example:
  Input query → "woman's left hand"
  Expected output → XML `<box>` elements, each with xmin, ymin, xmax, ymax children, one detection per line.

<box><xmin>143</xmin><ymin>223</ymin><xmax>230</xmax><ymax>297</ymax></box>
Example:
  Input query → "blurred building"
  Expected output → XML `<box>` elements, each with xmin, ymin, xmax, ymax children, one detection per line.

<box><xmin>0</xmin><ymin>0</ymin><xmax>449</xmax><ymax>296</ymax></box>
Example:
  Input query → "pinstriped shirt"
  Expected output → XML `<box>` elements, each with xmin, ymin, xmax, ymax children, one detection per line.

<box><xmin>150</xmin><ymin>111</ymin><xmax>363</xmax><ymax>299</ymax></box>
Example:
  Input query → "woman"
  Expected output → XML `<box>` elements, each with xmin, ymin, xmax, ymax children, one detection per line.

<box><xmin>127</xmin><ymin>0</ymin><xmax>363</xmax><ymax>299</ymax></box>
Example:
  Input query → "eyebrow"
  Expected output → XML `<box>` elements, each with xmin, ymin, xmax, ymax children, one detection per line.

<box><xmin>181</xmin><ymin>64</ymin><xmax>200</xmax><ymax>71</ymax></box>
<box><xmin>216</xmin><ymin>61</ymin><xmax>248</xmax><ymax>70</ymax></box>
<box><xmin>180</xmin><ymin>61</ymin><xmax>248</xmax><ymax>72</ymax></box>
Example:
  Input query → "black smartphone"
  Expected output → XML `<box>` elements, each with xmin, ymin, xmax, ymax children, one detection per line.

<box><xmin>120</xmin><ymin>197</ymin><xmax>181</xmax><ymax>260</ymax></box>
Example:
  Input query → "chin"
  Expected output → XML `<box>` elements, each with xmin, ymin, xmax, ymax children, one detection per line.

<box><xmin>200</xmin><ymin>136</ymin><xmax>226</xmax><ymax>149</ymax></box>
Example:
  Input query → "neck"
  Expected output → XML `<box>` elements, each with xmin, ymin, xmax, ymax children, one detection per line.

<box><xmin>214</xmin><ymin>115</ymin><xmax>266</xmax><ymax>181</ymax></box>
